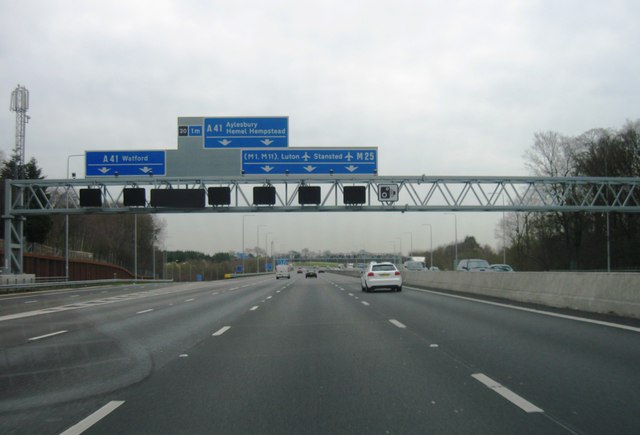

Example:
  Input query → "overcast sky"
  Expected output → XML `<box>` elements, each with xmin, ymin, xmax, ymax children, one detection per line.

<box><xmin>1</xmin><ymin>0</ymin><xmax>639</xmax><ymax>259</ymax></box>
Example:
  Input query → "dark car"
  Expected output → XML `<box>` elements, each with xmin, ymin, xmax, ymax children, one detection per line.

<box><xmin>305</xmin><ymin>269</ymin><xmax>318</xmax><ymax>278</ymax></box>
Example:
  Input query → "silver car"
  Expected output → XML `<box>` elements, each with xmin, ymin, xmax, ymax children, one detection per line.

<box><xmin>456</xmin><ymin>258</ymin><xmax>491</xmax><ymax>271</ymax></box>
<box><xmin>361</xmin><ymin>262</ymin><xmax>403</xmax><ymax>292</ymax></box>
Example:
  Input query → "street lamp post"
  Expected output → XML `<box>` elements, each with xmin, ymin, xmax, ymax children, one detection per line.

<box><xmin>422</xmin><ymin>224</ymin><xmax>433</xmax><ymax>269</ymax></box>
<box><xmin>445</xmin><ymin>213</ymin><xmax>458</xmax><ymax>268</ymax></box>
<box><xmin>265</xmin><ymin>232</ymin><xmax>273</xmax><ymax>271</ymax></box>
<box><xmin>403</xmin><ymin>232</ymin><xmax>413</xmax><ymax>257</ymax></box>
<box><xmin>242</xmin><ymin>215</ymin><xmax>254</xmax><ymax>274</ymax></box>
<box><xmin>388</xmin><ymin>240</ymin><xmax>396</xmax><ymax>265</ymax></box>
<box><xmin>65</xmin><ymin>154</ymin><xmax>83</xmax><ymax>281</ymax></box>
<box><xmin>257</xmin><ymin>224</ymin><xmax>266</xmax><ymax>273</ymax></box>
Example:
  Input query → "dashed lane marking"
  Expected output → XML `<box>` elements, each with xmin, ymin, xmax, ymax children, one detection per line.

<box><xmin>472</xmin><ymin>373</ymin><xmax>544</xmax><ymax>413</ymax></box>
<box><xmin>28</xmin><ymin>330</ymin><xmax>68</xmax><ymax>341</ymax></box>
<box><xmin>212</xmin><ymin>326</ymin><xmax>231</xmax><ymax>336</ymax></box>
<box><xmin>389</xmin><ymin>319</ymin><xmax>407</xmax><ymax>329</ymax></box>
<box><xmin>59</xmin><ymin>400</ymin><xmax>125</xmax><ymax>435</ymax></box>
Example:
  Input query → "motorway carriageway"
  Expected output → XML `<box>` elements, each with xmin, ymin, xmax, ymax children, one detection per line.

<box><xmin>0</xmin><ymin>274</ymin><xmax>639</xmax><ymax>434</ymax></box>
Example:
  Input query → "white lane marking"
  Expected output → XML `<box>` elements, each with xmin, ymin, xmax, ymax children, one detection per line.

<box><xmin>136</xmin><ymin>309</ymin><xmax>154</xmax><ymax>314</ymax></box>
<box><xmin>361</xmin><ymin>301</ymin><xmax>370</xmax><ymax>306</ymax></box>
<box><xmin>184</xmin><ymin>298</ymin><xmax>195</xmax><ymax>302</ymax></box>
<box><xmin>179</xmin><ymin>354</ymin><xmax>188</xmax><ymax>358</ymax></box>
<box><xmin>410</xmin><ymin>287</ymin><xmax>640</xmax><ymax>334</ymax></box>
<box><xmin>250</xmin><ymin>306</ymin><xmax>259</xmax><ymax>311</ymax></box>
<box><xmin>430</xmin><ymin>344</ymin><xmax>439</xmax><ymax>348</ymax></box>
<box><xmin>229</xmin><ymin>287</ymin><xmax>239</xmax><ymax>291</ymax></box>
<box><xmin>348</xmin><ymin>293</ymin><xmax>354</xmax><ymax>297</ymax></box>
<box><xmin>389</xmin><ymin>319</ymin><xmax>407</xmax><ymax>329</ymax></box>
<box><xmin>212</xmin><ymin>326</ymin><xmax>231</xmax><ymax>336</ymax></box>
<box><xmin>28</xmin><ymin>330</ymin><xmax>68</xmax><ymax>341</ymax></box>
<box><xmin>472</xmin><ymin>373</ymin><xmax>544</xmax><ymax>413</ymax></box>
<box><xmin>69</xmin><ymin>295</ymin><xmax>80</xmax><ymax>298</ymax></box>
<box><xmin>59</xmin><ymin>400</ymin><xmax>125</xmax><ymax>435</ymax></box>
<box><xmin>1</xmin><ymin>286</ymin><xmax>206</xmax><ymax>324</ymax></box>
<box><xmin>276</xmin><ymin>290</ymin><xmax>281</xmax><ymax>293</ymax></box>
<box><xmin>24</xmin><ymin>300</ymin><xmax>38</xmax><ymax>304</ymax></box>
<box><xmin>266</xmin><ymin>295</ymin><xmax>273</xmax><ymax>300</ymax></box>
<box><xmin>211</xmin><ymin>292</ymin><xmax>219</xmax><ymax>295</ymax></box>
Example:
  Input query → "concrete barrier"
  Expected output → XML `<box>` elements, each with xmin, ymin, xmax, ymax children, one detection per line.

<box><xmin>334</xmin><ymin>270</ymin><xmax>640</xmax><ymax>319</ymax></box>
<box><xmin>0</xmin><ymin>274</ymin><xmax>35</xmax><ymax>286</ymax></box>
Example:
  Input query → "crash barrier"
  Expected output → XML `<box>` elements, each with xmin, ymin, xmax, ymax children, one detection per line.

<box><xmin>334</xmin><ymin>270</ymin><xmax>640</xmax><ymax>319</ymax></box>
<box><xmin>0</xmin><ymin>274</ymin><xmax>35</xmax><ymax>286</ymax></box>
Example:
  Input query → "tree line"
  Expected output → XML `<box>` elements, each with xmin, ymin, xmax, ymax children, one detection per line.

<box><xmin>500</xmin><ymin>120</ymin><xmax>640</xmax><ymax>271</ymax></box>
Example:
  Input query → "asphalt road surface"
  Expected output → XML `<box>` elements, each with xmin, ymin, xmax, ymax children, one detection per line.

<box><xmin>1</xmin><ymin>273</ymin><xmax>639</xmax><ymax>434</ymax></box>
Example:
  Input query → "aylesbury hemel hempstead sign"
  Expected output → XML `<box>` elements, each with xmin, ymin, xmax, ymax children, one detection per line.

<box><xmin>202</xmin><ymin>117</ymin><xmax>288</xmax><ymax>148</ymax></box>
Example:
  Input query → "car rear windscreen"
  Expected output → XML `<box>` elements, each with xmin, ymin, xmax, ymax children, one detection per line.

<box><xmin>372</xmin><ymin>264</ymin><xmax>396</xmax><ymax>271</ymax></box>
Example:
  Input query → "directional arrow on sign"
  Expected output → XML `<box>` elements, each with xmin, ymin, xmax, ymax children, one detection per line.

<box><xmin>98</xmin><ymin>167</ymin><xmax>110</xmax><ymax>174</ymax></box>
<box><xmin>303</xmin><ymin>165</ymin><xmax>317</xmax><ymax>172</ymax></box>
<box><xmin>140</xmin><ymin>167</ymin><xmax>153</xmax><ymax>174</ymax></box>
<box><xmin>261</xmin><ymin>165</ymin><xmax>274</xmax><ymax>173</ymax></box>
<box><xmin>261</xmin><ymin>139</ymin><xmax>274</xmax><ymax>146</ymax></box>
<box><xmin>345</xmin><ymin>165</ymin><xmax>359</xmax><ymax>172</ymax></box>
<box><xmin>219</xmin><ymin>139</ymin><xmax>232</xmax><ymax>146</ymax></box>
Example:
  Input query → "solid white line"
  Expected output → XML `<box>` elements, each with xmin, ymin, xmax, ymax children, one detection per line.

<box><xmin>409</xmin><ymin>287</ymin><xmax>640</xmax><ymax>334</ymax></box>
<box><xmin>28</xmin><ymin>330</ymin><xmax>68</xmax><ymax>341</ymax></box>
<box><xmin>472</xmin><ymin>373</ymin><xmax>543</xmax><ymax>413</ymax></box>
<box><xmin>59</xmin><ymin>400</ymin><xmax>125</xmax><ymax>435</ymax></box>
<box><xmin>361</xmin><ymin>301</ymin><xmax>370</xmax><ymax>306</ymax></box>
<box><xmin>250</xmin><ymin>306</ymin><xmax>259</xmax><ymax>311</ymax></box>
<box><xmin>389</xmin><ymin>319</ymin><xmax>406</xmax><ymax>329</ymax></box>
<box><xmin>212</xmin><ymin>326</ymin><xmax>231</xmax><ymax>336</ymax></box>
<box><xmin>136</xmin><ymin>309</ymin><xmax>154</xmax><ymax>314</ymax></box>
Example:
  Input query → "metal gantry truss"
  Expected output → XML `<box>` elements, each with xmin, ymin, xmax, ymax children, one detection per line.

<box><xmin>4</xmin><ymin>175</ymin><xmax>640</xmax><ymax>273</ymax></box>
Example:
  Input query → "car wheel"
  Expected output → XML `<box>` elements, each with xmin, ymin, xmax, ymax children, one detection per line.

<box><xmin>397</xmin><ymin>286</ymin><xmax>402</xmax><ymax>292</ymax></box>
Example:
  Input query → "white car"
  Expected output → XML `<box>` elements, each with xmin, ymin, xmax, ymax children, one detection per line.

<box><xmin>275</xmin><ymin>264</ymin><xmax>291</xmax><ymax>279</ymax></box>
<box><xmin>361</xmin><ymin>262</ymin><xmax>402</xmax><ymax>292</ymax></box>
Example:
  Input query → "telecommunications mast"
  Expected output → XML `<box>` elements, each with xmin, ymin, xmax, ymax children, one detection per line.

<box><xmin>9</xmin><ymin>84</ymin><xmax>30</xmax><ymax>178</ymax></box>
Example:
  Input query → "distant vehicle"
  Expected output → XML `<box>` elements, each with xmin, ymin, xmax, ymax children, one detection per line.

<box><xmin>490</xmin><ymin>264</ymin><xmax>514</xmax><ymax>272</ymax></box>
<box><xmin>305</xmin><ymin>269</ymin><xmax>318</xmax><ymax>278</ymax></box>
<box><xmin>361</xmin><ymin>262</ymin><xmax>402</xmax><ymax>292</ymax></box>
<box><xmin>429</xmin><ymin>266</ymin><xmax>440</xmax><ymax>271</ymax></box>
<box><xmin>276</xmin><ymin>264</ymin><xmax>291</xmax><ymax>279</ymax></box>
<box><xmin>297</xmin><ymin>268</ymin><xmax>303</xmax><ymax>274</ymax></box>
<box><xmin>318</xmin><ymin>268</ymin><xmax>325</xmax><ymax>273</ymax></box>
<box><xmin>403</xmin><ymin>260</ymin><xmax>428</xmax><ymax>271</ymax></box>
<box><xmin>456</xmin><ymin>259</ymin><xmax>491</xmax><ymax>272</ymax></box>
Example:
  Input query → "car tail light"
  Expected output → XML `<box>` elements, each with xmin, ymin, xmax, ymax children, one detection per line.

<box><xmin>367</xmin><ymin>272</ymin><xmax>374</xmax><ymax>276</ymax></box>
<box><xmin>394</xmin><ymin>271</ymin><xmax>401</xmax><ymax>276</ymax></box>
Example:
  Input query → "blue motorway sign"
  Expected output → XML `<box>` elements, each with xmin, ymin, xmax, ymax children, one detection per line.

<box><xmin>241</xmin><ymin>148</ymin><xmax>377</xmax><ymax>175</ymax></box>
<box><xmin>203</xmin><ymin>117</ymin><xmax>288</xmax><ymax>148</ymax></box>
<box><xmin>86</xmin><ymin>150</ymin><xmax>166</xmax><ymax>177</ymax></box>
